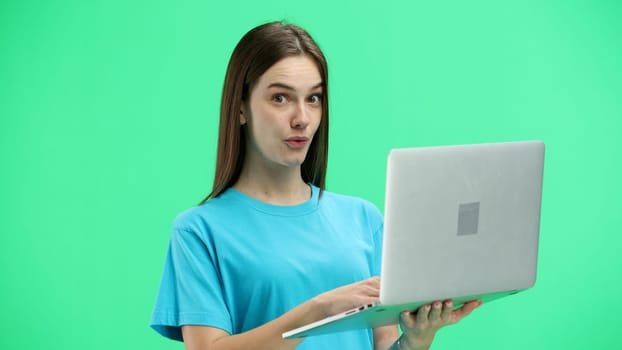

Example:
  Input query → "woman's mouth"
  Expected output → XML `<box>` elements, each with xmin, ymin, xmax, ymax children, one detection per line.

<box><xmin>285</xmin><ymin>137</ymin><xmax>309</xmax><ymax>148</ymax></box>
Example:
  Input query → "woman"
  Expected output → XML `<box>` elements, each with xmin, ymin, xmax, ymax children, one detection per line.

<box><xmin>150</xmin><ymin>21</ymin><xmax>481</xmax><ymax>350</ymax></box>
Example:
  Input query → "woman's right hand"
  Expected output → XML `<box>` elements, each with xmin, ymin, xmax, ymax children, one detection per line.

<box><xmin>312</xmin><ymin>277</ymin><xmax>381</xmax><ymax>317</ymax></box>
<box><xmin>182</xmin><ymin>277</ymin><xmax>382</xmax><ymax>350</ymax></box>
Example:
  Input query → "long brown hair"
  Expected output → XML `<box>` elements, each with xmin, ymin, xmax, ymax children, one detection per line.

<box><xmin>200</xmin><ymin>22</ymin><xmax>329</xmax><ymax>203</ymax></box>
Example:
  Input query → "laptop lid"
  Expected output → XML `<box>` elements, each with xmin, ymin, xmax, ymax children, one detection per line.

<box><xmin>283</xmin><ymin>140</ymin><xmax>545</xmax><ymax>338</ymax></box>
<box><xmin>380</xmin><ymin>140</ymin><xmax>544</xmax><ymax>304</ymax></box>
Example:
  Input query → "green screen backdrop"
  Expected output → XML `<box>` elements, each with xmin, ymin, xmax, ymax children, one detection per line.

<box><xmin>2</xmin><ymin>0</ymin><xmax>620</xmax><ymax>349</ymax></box>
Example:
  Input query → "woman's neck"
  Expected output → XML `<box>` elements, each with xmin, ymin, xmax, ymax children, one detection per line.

<box><xmin>234</xmin><ymin>164</ymin><xmax>311</xmax><ymax>206</ymax></box>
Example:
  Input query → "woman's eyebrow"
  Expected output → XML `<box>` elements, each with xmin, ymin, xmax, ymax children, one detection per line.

<box><xmin>267</xmin><ymin>82</ymin><xmax>324</xmax><ymax>91</ymax></box>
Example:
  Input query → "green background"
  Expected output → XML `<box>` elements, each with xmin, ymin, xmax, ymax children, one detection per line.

<box><xmin>2</xmin><ymin>0</ymin><xmax>620</xmax><ymax>349</ymax></box>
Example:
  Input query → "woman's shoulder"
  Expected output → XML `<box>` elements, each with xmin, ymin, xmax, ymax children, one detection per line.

<box><xmin>170</xmin><ymin>192</ymin><xmax>239</xmax><ymax>233</ymax></box>
<box><xmin>318</xmin><ymin>189</ymin><xmax>384</xmax><ymax>237</ymax></box>
<box><xmin>319</xmin><ymin>189</ymin><xmax>382</xmax><ymax>218</ymax></box>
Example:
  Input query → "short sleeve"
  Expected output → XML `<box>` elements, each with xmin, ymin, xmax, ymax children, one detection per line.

<box><xmin>359</xmin><ymin>199</ymin><xmax>384</xmax><ymax>278</ymax></box>
<box><xmin>372</xmin><ymin>221</ymin><xmax>384</xmax><ymax>277</ymax></box>
<box><xmin>150</xmin><ymin>227</ymin><xmax>232</xmax><ymax>341</ymax></box>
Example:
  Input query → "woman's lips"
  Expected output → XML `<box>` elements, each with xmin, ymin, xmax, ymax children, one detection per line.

<box><xmin>285</xmin><ymin>137</ymin><xmax>309</xmax><ymax>148</ymax></box>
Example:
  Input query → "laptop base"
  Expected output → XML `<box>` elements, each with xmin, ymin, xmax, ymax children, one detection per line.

<box><xmin>283</xmin><ymin>289</ymin><xmax>519</xmax><ymax>339</ymax></box>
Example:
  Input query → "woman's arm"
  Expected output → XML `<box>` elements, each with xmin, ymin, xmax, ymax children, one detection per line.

<box><xmin>182</xmin><ymin>277</ymin><xmax>382</xmax><ymax>350</ymax></box>
<box><xmin>373</xmin><ymin>325</ymin><xmax>400</xmax><ymax>350</ymax></box>
<box><xmin>182</xmin><ymin>298</ymin><xmax>319</xmax><ymax>350</ymax></box>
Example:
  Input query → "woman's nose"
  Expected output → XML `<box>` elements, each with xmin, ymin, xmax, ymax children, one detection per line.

<box><xmin>291</xmin><ymin>102</ymin><xmax>310</xmax><ymax>129</ymax></box>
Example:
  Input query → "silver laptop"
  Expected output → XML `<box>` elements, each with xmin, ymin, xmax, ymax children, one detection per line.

<box><xmin>283</xmin><ymin>140</ymin><xmax>545</xmax><ymax>339</ymax></box>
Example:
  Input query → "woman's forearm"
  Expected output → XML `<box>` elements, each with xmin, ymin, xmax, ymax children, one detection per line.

<box><xmin>184</xmin><ymin>297</ymin><xmax>326</xmax><ymax>350</ymax></box>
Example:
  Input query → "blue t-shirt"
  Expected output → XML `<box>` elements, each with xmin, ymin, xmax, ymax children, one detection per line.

<box><xmin>150</xmin><ymin>185</ymin><xmax>384</xmax><ymax>349</ymax></box>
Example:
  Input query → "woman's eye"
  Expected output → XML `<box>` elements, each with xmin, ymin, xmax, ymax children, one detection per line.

<box><xmin>309</xmin><ymin>94</ymin><xmax>322</xmax><ymax>104</ymax></box>
<box><xmin>272</xmin><ymin>94</ymin><xmax>287</xmax><ymax>104</ymax></box>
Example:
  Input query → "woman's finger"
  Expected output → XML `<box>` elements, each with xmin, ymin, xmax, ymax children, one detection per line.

<box><xmin>429</xmin><ymin>301</ymin><xmax>442</xmax><ymax>321</ymax></box>
<box><xmin>416</xmin><ymin>304</ymin><xmax>431</xmax><ymax>324</ymax></box>
<box><xmin>440</xmin><ymin>300</ymin><xmax>453</xmax><ymax>321</ymax></box>
<box><xmin>400</xmin><ymin>310</ymin><xmax>416</xmax><ymax>329</ymax></box>
<box><xmin>451</xmin><ymin>300</ymin><xmax>481</xmax><ymax>323</ymax></box>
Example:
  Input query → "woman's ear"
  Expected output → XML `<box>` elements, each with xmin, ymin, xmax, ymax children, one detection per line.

<box><xmin>239</xmin><ymin>104</ymin><xmax>247</xmax><ymax>125</ymax></box>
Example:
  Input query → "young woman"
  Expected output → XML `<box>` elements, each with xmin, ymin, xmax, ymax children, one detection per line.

<box><xmin>150</xmin><ymin>21</ymin><xmax>481</xmax><ymax>350</ymax></box>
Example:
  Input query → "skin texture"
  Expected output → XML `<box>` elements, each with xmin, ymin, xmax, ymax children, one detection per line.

<box><xmin>396</xmin><ymin>299</ymin><xmax>482</xmax><ymax>350</ymax></box>
<box><xmin>181</xmin><ymin>56</ymin><xmax>481</xmax><ymax>350</ymax></box>
<box><xmin>235</xmin><ymin>55</ymin><xmax>323</xmax><ymax>205</ymax></box>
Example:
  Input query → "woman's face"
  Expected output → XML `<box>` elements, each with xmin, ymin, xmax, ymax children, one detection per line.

<box><xmin>241</xmin><ymin>55</ymin><xmax>323</xmax><ymax>171</ymax></box>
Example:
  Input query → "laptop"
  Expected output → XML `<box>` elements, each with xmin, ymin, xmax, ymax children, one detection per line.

<box><xmin>283</xmin><ymin>140</ymin><xmax>545</xmax><ymax>339</ymax></box>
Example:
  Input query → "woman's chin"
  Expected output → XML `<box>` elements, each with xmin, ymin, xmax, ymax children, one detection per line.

<box><xmin>279</xmin><ymin>157</ymin><xmax>307</xmax><ymax>168</ymax></box>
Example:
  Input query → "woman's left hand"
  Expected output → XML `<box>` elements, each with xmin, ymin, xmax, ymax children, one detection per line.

<box><xmin>398</xmin><ymin>299</ymin><xmax>482</xmax><ymax>350</ymax></box>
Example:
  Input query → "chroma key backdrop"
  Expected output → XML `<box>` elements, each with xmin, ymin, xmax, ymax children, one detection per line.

<box><xmin>1</xmin><ymin>0</ymin><xmax>620</xmax><ymax>349</ymax></box>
